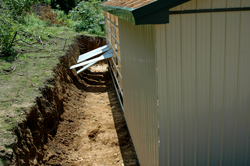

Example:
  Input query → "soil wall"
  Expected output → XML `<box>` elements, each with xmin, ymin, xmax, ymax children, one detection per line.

<box><xmin>12</xmin><ymin>35</ymin><xmax>105</xmax><ymax>165</ymax></box>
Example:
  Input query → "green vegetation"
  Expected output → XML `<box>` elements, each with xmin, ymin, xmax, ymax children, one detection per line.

<box><xmin>1</xmin><ymin>0</ymin><xmax>41</xmax><ymax>20</ymax></box>
<box><xmin>0</xmin><ymin>0</ymin><xmax>105</xmax><ymax>158</ymax></box>
<box><xmin>70</xmin><ymin>0</ymin><xmax>105</xmax><ymax>36</ymax></box>
<box><xmin>0</xmin><ymin>0</ymin><xmax>42</xmax><ymax>56</ymax></box>
<box><xmin>0</xmin><ymin>0</ymin><xmax>105</xmax><ymax>57</ymax></box>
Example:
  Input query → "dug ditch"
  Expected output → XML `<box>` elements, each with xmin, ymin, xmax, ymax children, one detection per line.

<box><xmin>9</xmin><ymin>35</ymin><xmax>139</xmax><ymax>166</ymax></box>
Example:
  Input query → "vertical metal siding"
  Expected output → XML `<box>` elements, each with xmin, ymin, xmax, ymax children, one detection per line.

<box><xmin>119</xmin><ymin>18</ymin><xmax>159</xmax><ymax>166</ymax></box>
<box><xmin>156</xmin><ymin>11</ymin><xmax>250</xmax><ymax>166</ymax></box>
<box><xmin>209</xmin><ymin>12</ymin><xmax>226</xmax><ymax>166</ymax></box>
<box><xmin>242</xmin><ymin>0</ymin><xmax>250</xmax><ymax>7</ymax></box>
<box><xmin>170</xmin><ymin>0</ymin><xmax>248</xmax><ymax>11</ymax></box>
<box><xmin>196</xmin><ymin>13</ymin><xmax>211</xmax><ymax>166</ymax></box>
<box><xmin>155</xmin><ymin>24</ymin><xmax>167</xmax><ymax>166</ymax></box>
<box><xmin>211</xmin><ymin>0</ymin><xmax>226</xmax><ymax>8</ymax></box>
<box><xmin>181</xmin><ymin>13</ymin><xmax>197</xmax><ymax>166</ymax></box>
<box><xmin>222</xmin><ymin>11</ymin><xmax>240</xmax><ymax>166</ymax></box>
<box><xmin>235</xmin><ymin>11</ymin><xmax>250</xmax><ymax>166</ymax></box>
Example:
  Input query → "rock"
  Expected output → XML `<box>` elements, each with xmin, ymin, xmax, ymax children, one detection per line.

<box><xmin>43</xmin><ymin>145</ymin><xmax>48</xmax><ymax>151</ymax></box>
<box><xmin>114</xmin><ymin>153</ymin><xmax>118</xmax><ymax>158</ymax></box>
<box><xmin>5</xmin><ymin>149</ymin><xmax>13</xmax><ymax>159</ymax></box>
<box><xmin>56</xmin><ymin>150</ymin><xmax>62</xmax><ymax>155</ymax></box>
<box><xmin>30</xmin><ymin>158</ymin><xmax>38</xmax><ymax>165</ymax></box>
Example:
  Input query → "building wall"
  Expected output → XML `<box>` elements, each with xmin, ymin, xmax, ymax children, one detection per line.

<box><xmin>156</xmin><ymin>10</ymin><xmax>250</xmax><ymax>166</ymax></box>
<box><xmin>119</xmin><ymin>18</ymin><xmax>159</xmax><ymax>166</ymax></box>
<box><xmin>170</xmin><ymin>0</ymin><xmax>250</xmax><ymax>11</ymax></box>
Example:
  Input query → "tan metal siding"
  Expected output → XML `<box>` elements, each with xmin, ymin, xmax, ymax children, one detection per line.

<box><xmin>155</xmin><ymin>24</ymin><xmax>168</xmax><ymax>166</ymax></box>
<box><xmin>242</xmin><ymin>0</ymin><xmax>250</xmax><ymax>7</ymax></box>
<box><xmin>119</xmin><ymin>18</ymin><xmax>159</xmax><ymax>166</ymax></box>
<box><xmin>235</xmin><ymin>11</ymin><xmax>250</xmax><ymax>166</ymax></box>
<box><xmin>181</xmin><ymin>13</ymin><xmax>197</xmax><ymax>166</ymax></box>
<box><xmin>170</xmin><ymin>0</ymin><xmax>250</xmax><ymax>11</ymax></box>
<box><xmin>222</xmin><ymin>11</ymin><xmax>240</xmax><ymax>166</ymax></box>
<box><xmin>156</xmin><ymin>15</ymin><xmax>184</xmax><ymax>166</ymax></box>
<box><xmin>209</xmin><ymin>12</ymin><xmax>226</xmax><ymax>166</ymax></box>
<box><xmin>211</xmin><ymin>0</ymin><xmax>226</xmax><ymax>8</ymax></box>
<box><xmin>196</xmin><ymin>13</ymin><xmax>211</xmax><ymax>166</ymax></box>
<box><xmin>156</xmin><ymin>11</ymin><xmax>250</xmax><ymax>166</ymax></box>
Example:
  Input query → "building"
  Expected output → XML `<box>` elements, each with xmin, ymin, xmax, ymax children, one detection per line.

<box><xmin>75</xmin><ymin>0</ymin><xmax>250</xmax><ymax>165</ymax></box>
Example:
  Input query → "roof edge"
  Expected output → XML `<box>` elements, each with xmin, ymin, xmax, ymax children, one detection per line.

<box><xmin>99</xmin><ymin>0</ymin><xmax>190</xmax><ymax>25</ymax></box>
<box><xmin>99</xmin><ymin>4</ymin><xmax>136</xmax><ymax>24</ymax></box>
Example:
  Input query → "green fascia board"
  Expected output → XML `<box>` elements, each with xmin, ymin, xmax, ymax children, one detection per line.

<box><xmin>135</xmin><ymin>7</ymin><xmax>170</xmax><ymax>25</ymax></box>
<box><xmin>99</xmin><ymin>0</ymin><xmax>190</xmax><ymax>25</ymax></box>
<box><xmin>132</xmin><ymin>0</ymin><xmax>190</xmax><ymax>19</ymax></box>
<box><xmin>99</xmin><ymin>5</ymin><xmax>136</xmax><ymax>24</ymax></box>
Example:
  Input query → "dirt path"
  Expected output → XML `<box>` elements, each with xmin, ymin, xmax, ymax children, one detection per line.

<box><xmin>41</xmin><ymin>63</ymin><xmax>139</xmax><ymax>166</ymax></box>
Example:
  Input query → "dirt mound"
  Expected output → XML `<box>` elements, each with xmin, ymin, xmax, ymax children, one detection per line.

<box><xmin>11</xmin><ymin>35</ymin><xmax>105</xmax><ymax>165</ymax></box>
<box><xmin>7</xmin><ymin>35</ymin><xmax>139</xmax><ymax>166</ymax></box>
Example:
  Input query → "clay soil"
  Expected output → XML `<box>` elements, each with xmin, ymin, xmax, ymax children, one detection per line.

<box><xmin>41</xmin><ymin>63</ymin><xmax>139</xmax><ymax>166</ymax></box>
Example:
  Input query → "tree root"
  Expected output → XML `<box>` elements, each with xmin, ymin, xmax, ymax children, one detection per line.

<box><xmin>0</xmin><ymin>63</ymin><xmax>16</xmax><ymax>75</ymax></box>
<box><xmin>0</xmin><ymin>52</ymin><xmax>20</xmax><ymax>75</ymax></box>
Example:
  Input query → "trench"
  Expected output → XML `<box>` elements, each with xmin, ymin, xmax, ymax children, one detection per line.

<box><xmin>12</xmin><ymin>35</ymin><xmax>139</xmax><ymax>166</ymax></box>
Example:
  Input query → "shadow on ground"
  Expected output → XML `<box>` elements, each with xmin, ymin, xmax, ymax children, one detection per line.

<box><xmin>78</xmin><ymin>67</ymin><xmax>140</xmax><ymax>166</ymax></box>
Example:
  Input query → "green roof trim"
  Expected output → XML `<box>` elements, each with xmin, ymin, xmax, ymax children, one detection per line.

<box><xmin>99</xmin><ymin>0</ymin><xmax>190</xmax><ymax>25</ymax></box>
<box><xmin>100</xmin><ymin>5</ymin><xmax>136</xmax><ymax>24</ymax></box>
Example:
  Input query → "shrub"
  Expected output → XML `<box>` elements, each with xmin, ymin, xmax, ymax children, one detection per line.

<box><xmin>0</xmin><ymin>0</ymin><xmax>41</xmax><ymax>57</ymax></box>
<box><xmin>1</xmin><ymin>0</ymin><xmax>42</xmax><ymax>21</ymax></box>
<box><xmin>54</xmin><ymin>9</ymin><xmax>74</xmax><ymax>28</ymax></box>
<box><xmin>70</xmin><ymin>0</ymin><xmax>105</xmax><ymax>36</ymax></box>
<box><xmin>0</xmin><ymin>12</ymin><xmax>20</xmax><ymax>57</ymax></box>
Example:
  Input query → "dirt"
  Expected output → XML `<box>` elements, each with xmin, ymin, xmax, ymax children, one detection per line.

<box><xmin>42</xmin><ymin>64</ymin><xmax>138</xmax><ymax>166</ymax></box>
<box><xmin>6</xmin><ymin>35</ymin><xmax>139</xmax><ymax>166</ymax></box>
<box><xmin>0</xmin><ymin>29</ymin><xmax>80</xmax><ymax>158</ymax></box>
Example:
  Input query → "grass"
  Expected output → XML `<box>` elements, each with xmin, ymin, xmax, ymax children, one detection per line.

<box><xmin>0</xmin><ymin>12</ymin><xmax>84</xmax><ymax>151</ymax></box>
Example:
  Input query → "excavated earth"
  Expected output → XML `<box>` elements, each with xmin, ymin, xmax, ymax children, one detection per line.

<box><xmin>9</xmin><ymin>35</ymin><xmax>139</xmax><ymax>166</ymax></box>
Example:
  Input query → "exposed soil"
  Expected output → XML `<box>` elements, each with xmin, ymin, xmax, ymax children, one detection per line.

<box><xmin>8</xmin><ymin>35</ymin><xmax>139</xmax><ymax>166</ymax></box>
<box><xmin>42</xmin><ymin>64</ymin><xmax>138</xmax><ymax>166</ymax></box>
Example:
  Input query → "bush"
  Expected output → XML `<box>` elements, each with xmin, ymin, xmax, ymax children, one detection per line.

<box><xmin>0</xmin><ymin>18</ymin><xmax>19</xmax><ymax>57</ymax></box>
<box><xmin>70</xmin><ymin>0</ymin><xmax>105</xmax><ymax>36</ymax></box>
<box><xmin>0</xmin><ymin>0</ymin><xmax>41</xmax><ymax>57</ymax></box>
<box><xmin>1</xmin><ymin>0</ymin><xmax>41</xmax><ymax>21</ymax></box>
<box><xmin>54</xmin><ymin>9</ymin><xmax>74</xmax><ymax>28</ymax></box>
<box><xmin>0</xmin><ymin>11</ymin><xmax>20</xmax><ymax>57</ymax></box>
